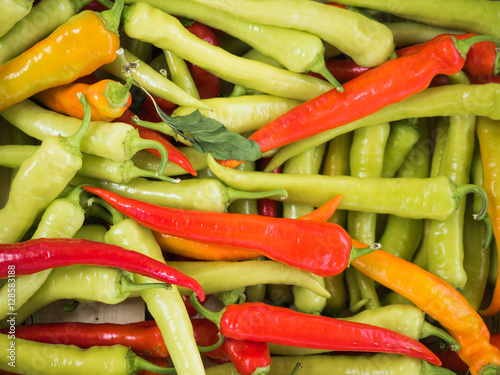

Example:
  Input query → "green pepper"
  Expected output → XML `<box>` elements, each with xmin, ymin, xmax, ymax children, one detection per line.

<box><xmin>264</xmin><ymin>83</ymin><xmax>500</xmax><ymax>173</ymax></box>
<box><xmin>386</xmin><ymin>20</ymin><xmax>464</xmax><ymax>48</ymax></box>
<box><xmin>3</xmin><ymin>265</ymin><xmax>166</xmax><ymax>326</ymax></box>
<box><xmin>207</xmin><ymin>153</ymin><xmax>486</xmax><ymax>221</ymax></box>
<box><xmin>0</xmin><ymin>95</ymin><xmax>90</xmax><ymax>244</ymax></box>
<box><xmin>0</xmin><ymin>332</ymin><xmax>176</xmax><ymax>374</ymax></box>
<box><xmin>121</xmin><ymin>2</ymin><xmax>336</xmax><ymax>101</ymax></box>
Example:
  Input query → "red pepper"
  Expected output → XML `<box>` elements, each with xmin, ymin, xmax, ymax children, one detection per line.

<box><xmin>256</xmin><ymin>157</ymin><xmax>282</xmax><ymax>218</ymax></box>
<box><xmin>220</xmin><ymin>34</ymin><xmax>497</xmax><ymax>167</ymax></box>
<box><xmin>140</xmin><ymin>94</ymin><xmax>178</xmax><ymax>121</ymax></box>
<box><xmin>0</xmin><ymin>321</ymin><xmax>168</xmax><ymax>358</ymax></box>
<box><xmin>185</xmin><ymin>22</ymin><xmax>222</xmax><ymax>99</ymax></box>
<box><xmin>83</xmin><ymin>186</ymin><xmax>361</xmax><ymax>277</ymax></box>
<box><xmin>114</xmin><ymin>109</ymin><xmax>197</xmax><ymax>176</ymax></box>
<box><xmin>0</xmin><ymin>238</ymin><xmax>205</xmax><ymax>300</ymax></box>
<box><xmin>189</xmin><ymin>295</ymin><xmax>442</xmax><ymax>366</ymax></box>
<box><xmin>221</xmin><ymin>338</ymin><xmax>272</xmax><ymax>375</ymax></box>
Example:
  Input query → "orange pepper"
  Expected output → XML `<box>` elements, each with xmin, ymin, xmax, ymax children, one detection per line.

<box><xmin>351</xmin><ymin>246</ymin><xmax>500</xmax><ymax>375</ymax></box>
<box><xmin>0</xmin><ymin>1</ymin><xmax>122</xmax><ymax>111</ymax></box>
<box><xmin>34</xmin><ymin>78</ymin><xmax>132</xmax><ymax>122</ymax></box>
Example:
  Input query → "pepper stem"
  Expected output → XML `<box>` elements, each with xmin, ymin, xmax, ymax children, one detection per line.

<box><xmin>87</xmin><ymin>196</ymin><xmax>126</xmax><ymax>226</ymax></box>
<box><xmin>289</xmin><ymin>362</ymin><xmax>303</xmax><ymax>375</ymax></box>
<box><xmin>120</xmin><ymin>275</ymin><xmax>170</xmax><ymax>294</ymax></box>
<box><xmin>127</xmin><ymin>133</ymin><xmax>174</xmax><ymax>177</ymax></box>
<box><xmin>419</xmin><ymin>321</ymin><xmax>461</xmax><ymax>352</ymax></box>
<box><xmin>479</xmin><ymin>363</ymin><xmax>500</xmax><ymax>375</ymax></box>
<box><xmin>225</xmin><ymin>186</ymin><xmax>288</xmax><ymax>203</ymax></box>
<box><xmin>309</xmin><ymin>60</ymin><xmax>344</xmax><ymax>92</ymax></box>
<box><xmin>123</xmin><ymin>160</ymin><xmax>182</xmax><ymax>183</ymax></box>
<box><xmin>98</xmin><ymin>0</ymin><xmax>124</xmax><ymax>35</ymax></box>
<box><xmin>104</xmin><ymin>76</ymin><xmax>133</xmax><ymax>109</ymax></box>
<box><xmin>198</xmin><ymin>333</ymin><xmax>224</xmax><ymax>353</ymax></box>
<box><xmin>455</xmin><ymin>183</ymin><xmax>488</xmax><ymax>221</ymax></box>
<box><xmin>132</xmin><ymin>117</ymin><xmax>184</xmax><ymax>142</ymax></box>
<box><xmin>348</xmin><ymin>243</ymin><xmax>379</xmax><ymax>264</ymax></box>
<box><xmin>63</xmin><ymin>93</ymin><xmax>92</xmax><ymax>155</ymax></box>
<box><xmin>483</xmin><ymin>216</ymin><xmax>494</xmax><ymax>250</ymax></box>
<box><xmin>453</xmin><ymin>35</ymin><xmax>500</xmax><ymax>61</ymax></box>
<box><xmin>131</xmin><ymin>351</ymin><xmax>177</xmax><ymax>374</ymax></box>
<box><xmin>421</xmin><ymin>361</ymin><xmax>462</xmax><ymax>375</ymax></box>
<box><xmin>189</xmin><ymin>292</ymin><xmax>224</xmax><ymax>329</ymax></box>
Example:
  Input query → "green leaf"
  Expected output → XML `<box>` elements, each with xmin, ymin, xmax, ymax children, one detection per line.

<box><xmin>138</xmin><ymin>84</ymin><xmax>262</xmax><ymax>162</ymax></box>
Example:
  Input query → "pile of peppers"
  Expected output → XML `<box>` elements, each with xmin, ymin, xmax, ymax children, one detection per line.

<box><xmin>1</xmin><ymin>0</ymin><xmax>500</xmax><ymax>374</ymax></box>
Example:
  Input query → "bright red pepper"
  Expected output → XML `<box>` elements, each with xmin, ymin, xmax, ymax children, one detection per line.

<box><xmin>0</xmin><ymin>238</ymin><xmax>205</xmax><ymax>300</ymax></box>
<box><xmin>185</xmin><ymin>22</ymin><xmax>222</xmax><ymax>99</ymax></box>
<box><xmin>189</xmin><ymin>294</ymin><xmax>441</xmax><ymax>366</ymax></box>
<box><xmin>220</xmin><ymin>34</ymin><xmax>498</xmax><ymax>167</ymax></box>
<box><xmin>114</xmin><ymin>109</ymin><xmax>197</xmax><ymax>176</ymax></box>
<box><xmin>83</xmin><ymin>186</ymin><xmax>361</xmax><ymax>277</ymax></box>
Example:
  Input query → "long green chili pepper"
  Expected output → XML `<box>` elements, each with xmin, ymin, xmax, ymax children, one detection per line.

<box><xmin>100</xmin><ymin>211</ymin><xmax>206</xmax><ymax>375</ymax></box>
<box><xmin>386</xmin><ymin>20</ymin><xmax>464</xmax><ymax>47</ymax></box>
<box><xmin>332</xmin><ymin>0</ymin><xmax>500</xmax><ymax>39</ymax></box>
<box><xmin>205</xmin><ymin>354</ymin><xmax>455</xmax><ymax>375</ymax></box>
<box><xmin>171</xmin><ymin>95</ymin><xmax>302</xmax><ymax>135</ymax></box>
<box><xmin>164</xmin><ymin>49</ymin><xmax>200</xmax><ymax>100</ymax></box>
<box><xmin>121</xmin><ymin>2</ymin><xmax>336</xmax><ymax>100</ymax></box>
<box><xmin>377</xmin><ymin>120</ymin><xmax>430</xmax><ymax>262</ymax></box>
<box><xmin>188</xmin><ymin>0</ymin><xmax>394</xmax><ymax>68</ymax></box>
<box><xmin>426</xmin><ymin>113</ymin><xmax>476</xmax><ymax>290</ymax></box>
<box><xmin>124</xmin><ymin>0</ymin><xmax>340</xmax><ymax>85</ymax></box>
<box><xmin>0</xmin><ymin>0</ymin><xmax>34</xmax><ymax>39</ymax></box>
<box><xmin>0</xmin><ymin>99</ymin><xmax>169</xmax><ymax>169</ymax></box>
<box><xmin>206</xmin><ymin>153</ymin><xmax>488</xmax><ymax>221</ymax></box>
<box><xmin>2</xmin><ymin>265</ymin><xmax>168</xmax><ymax>326</ymax></box>
<box><xmin>71</xmin><ymin>175</ymin><xmax>286</xmax><ymax>212</ymax></box>
<box><xmin>268</xmin><ymin>304</ymin><xmax>459</xmax><ymax>356</ymax></box>
<box><xmin>381</xmin><ymin>118</ymin><xmax>421</xmax><ymax>178</ymax></box>
<box><xmin>0</xmin><ymin>94</ymin><xmax>90</xmax><ymax>244</ymax></box>
<box><xmin>0</xmin><ymin>0</ymin><xmax>92</xmax><ymax>65</ymax></box>
<box><xmin>264</xmin><ymin>83</ymin><xmax>500</xmax><ymax>173</ymax></box>
<box><xmin>0</xmin><ymin>185</ymin><xmax>86</xmax><ymax>320</ymax></box>
<box><xmin>101</xmin><ymin>48</ymin><xmax>208</xmax><ymax>109</ymax></box>
<box><xmin>0</xmin><ymin>332</ymin><xmax>177</xmax><ymax>374</ymax></box>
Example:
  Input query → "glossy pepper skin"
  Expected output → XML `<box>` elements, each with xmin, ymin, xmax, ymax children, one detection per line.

<box><xmin>190</xmin><ymin>295</ymin><xmax>442</xmax><ymax>366</ymax></box>
<box><xmin>83</xmin><ymin>186</ymin><xmax>358</xmax><ymax>277</ymax></box>
<box><xmin>34</xmin><ymin>78</ymin><xmax>132</xmax><ymax>122</ymax></box>
<box><xmin>0</xmin><ymin>238</ymin><xmax>204</xmax><ymax>300</ymax></box>
<box><xmin>0</xmin><ymin>2</ymin><xmax>122</xmax><ymax>111</ymax></box>
<box><xmin>351</xmin><ymin>247</ymin><xmax>500</xmax><ymax>375</ymax></box>
<box><xmin>220</xmin><ymin>35</ymin><xmax>497</xmax><ymax>167</ymax></box>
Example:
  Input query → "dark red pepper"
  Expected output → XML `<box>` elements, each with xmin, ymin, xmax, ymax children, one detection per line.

<box><xmin>256</xmin><ymin>157</ymin><xmax>282</xmax><ymax>218</ymax></box>
<box><xmin>0</xmin><ymin>238</ymin><xmax>205</xmax><ymax>300</ymax></box>
<box><xmin>190</xmin><ymin>294</ymin><xmax>442</xmax><ymax>366</ymax></box>
<box><xmin>185</xmin><ymin>22</ymin><xmax>222</xmax><ymax>99</ymax></box>
<box><xmin>140</xmin><ymin>94</ymin><xmax>178</xmax><ymax>121</ymax></box>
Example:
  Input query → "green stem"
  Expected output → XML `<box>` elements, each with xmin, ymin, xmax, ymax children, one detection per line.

<box><xmin>225</xmin><ymin>186</ymin><xmax>288</xmax><ymax>202</ymax></box>
<box><xmin>87</xmin><ymin>196</ymin><xmax>126</xmax><ymax>225</ymax></box>
<box><xmin>310</xmin><ymin>62</ymin><xmax>343</xmax><ymax>92</ymax></box>
<box><xmin>120</xmin><ymin>276</ymin><xmax>170</xmax><ymax>294</ymax></box>
<box><xmin>127</xmin><ymin>134</ymin><xmax>174</xmax><ymax>177</ymax></box>
<box><xmin>64</xmin><ymin>93</ymin><xmax>92</xmax><ymax>154</ymax></box>
<box><xmin>419</xmin><ymin>321</ymin><xmax>461</xmax><ymax>352</ymax></box>
<box><xmin>189</xmin><ymin>292</ymin><xmax>223</xmax><ymax>329</ymax></box>
<box><xmin>289</xmin><ymin>362</ymin><xmax>303</xmax><ymax>375</ymax></box>
<box><xmin>132</xmin><ymin>118</ymin><xmax>178</xmax><ymax>138</ymax></box>
<box><xmin>132</xmin><ymin>352</ymin><xmax>177</xmax><ymax>374</ymax></box>
<box><xmin>421</xmin><ymin>360</ymin><xmax>462</xmax><ymax>375</ymax></box>
<box><xmin>96</xmin><ymin>0</ymin><xmax>113</xmax><ymax>9</ymax></box>
<box><xmin>198</xmin><ymin>333</ymin><xmax>224</xmax><ymax>353</ymax></box>
<box><xmin>454</xmin><ymin>35</ymin><xmax>500</xmax><ymax>60</ymax></box>
<box><xmin>478</xmin><ymin>363</ymin><xmax>500</xmax><ymax>375</ymax></box>
<box><xmin>105</xmin><ymin>76</ymin><xmax>134</xmax><ymax>108</ymax></box>
<box><xmin>62</xmin><ymin>300</ymin><xmax>80</xmax><ymax>312</ymax></box>
<box><xmin>455</xmin><ymin>183</ymin><xmax>488</xmax><ymax>220</ymax></box>
<box><xmin>98</xmin><ymin>0</ymin><xmax>124</xmax><ymax>35</ymax></box>
<box><xmin>348</xmin><ymin>244</ymin><xmax>379</xmax><ymax>263</ymax></box>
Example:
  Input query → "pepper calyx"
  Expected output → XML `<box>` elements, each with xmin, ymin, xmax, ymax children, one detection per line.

<box><xmin>479</xmin><ymin>363</ymin><xmax>500</xmax><ymax>375</ymax></box>
<box><xmin>453</xmin><ymin>35</ymin><xmax>500</xmax><ymax>62</ymax></box>
<box><xmin>190</xmin><ymin>292</ymin><xmax>224</xmax><ymax>329</ymax></box>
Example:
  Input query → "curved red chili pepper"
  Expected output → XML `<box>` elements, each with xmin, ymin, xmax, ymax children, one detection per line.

<box><xmin>0</xmin><ymin>238</ymin><xmax>205</xmax><ymax>300</ymax></box>
<box><xmin>185</xmin><ymin>22</ymin><xmax>222</xmax><ymax>99</ymax></box>
<box><xmin>114</xmin><ymin>109</ymin><xmax>197</xmax><ymax>176</ymax></box>
<box><xmin>220</xmin><ymin>34</ymin><xmax>495</xmax><ymax>167</ymax></box>
<box><xmin>221</xmin><ymin>338</ymin><xmax>272</xmax><ymax>375</ymax></box>
<box><xmin>190</xmin><ymin>295</ymin><xmax>442</xmax><ymax>366</ymax></box>
<box><xmin>83</xmin><ymin>186</ymin><xmax>357</xmax><ymax>277</ymax></box>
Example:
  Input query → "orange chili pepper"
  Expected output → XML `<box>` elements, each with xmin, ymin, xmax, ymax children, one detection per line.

<box><xmin>153</xmin><ymin>195</ymin><xmax>343</xmax><ymax>261</ymax></box>
<box><xmin>0</xmin><ymin>0</ymin><xmax>123</xmax><ymax>111</ymax></box>
<box><xmin>34</xmin><ymin>77</ymin><xmax>133</xmax><ymax>122</ymax></box>
<box><xmin>477</xmin><ymin>116</ymin><xmax>500</xmax><ymax>317</ymax></box>
<box><xmin>351</xmin><ymin>245</ymin><xmax>500</xmax><ymax>375</ymax></box>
